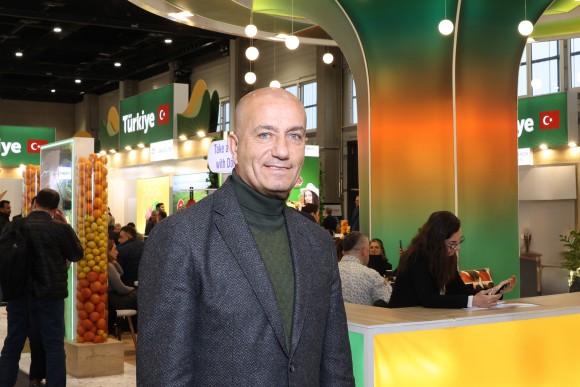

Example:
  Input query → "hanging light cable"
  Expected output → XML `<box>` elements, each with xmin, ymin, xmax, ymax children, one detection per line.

<box><xmin>438</xmin><ymin>0</ymin><xmax>454</xmax><ymax>35</ymax></box>
<box><xmin>285</xmin><ymin>0</ymin><xmax>299</xmax><ymax>50</ymax></box>
<box><xmin>270</xmin><ymin>42</ymin><xmax>281</xmax><ymax>88</ymax></box>
<box><xmin>518</xmin><ymin>0</ymin><xmax>534</xmax><ymax>36</ymax></box>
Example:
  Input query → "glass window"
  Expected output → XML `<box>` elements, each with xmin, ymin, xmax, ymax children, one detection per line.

<box><xmin>218</xmin><ymin>101</ymin><xmax>230</xmax><ymax>132</ymax></box>
<box><xmin>284</xmin><ymin>83</ymin><xmax>316</xmax><ymax>130</ymax></box>
<box><xmin>302</xmin><ymin>82</ymin><xmax>317</xmax><ymax>130</ymax></box>
<box><xmin>572</xmin><ymin>38</ymin><xmax>580</xmax><ymax>89</ymax></box>
<box><xmin>530</xmin><ymin>40</ymin><xmax>560</xmax><ymax>96</ymax></box>
<box><xmin>518</xmin><ymin>47</ymin><xmax>527</xmax><ymax>97</ymax></box>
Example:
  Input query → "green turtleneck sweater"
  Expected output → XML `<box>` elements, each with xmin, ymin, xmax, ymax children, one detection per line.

<box><xmin>231</xmin><ymin>170</ymin><xmax>295</xmax><ymax>350</ymax></box>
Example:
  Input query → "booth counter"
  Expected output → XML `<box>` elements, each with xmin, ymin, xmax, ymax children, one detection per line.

<box><xmin>346</xmin><ymin>293</ymin><xmax>580</xmax><ymax>386</ymax></box>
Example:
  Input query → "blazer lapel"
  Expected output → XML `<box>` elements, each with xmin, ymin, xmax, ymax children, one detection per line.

<box><xmin>212</xmin><ymin>182</ymin><xmax>288</xmax><ymax>353</ymax></box>
<box><xmin>284</xmin><ymin>207</ymin><xmax>317</xmax><ymax>355</ymax></box>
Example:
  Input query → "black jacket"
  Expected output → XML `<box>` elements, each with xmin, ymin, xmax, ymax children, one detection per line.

<box><xmin>117</xmin><ymin>237</ymin><xmax>145</xmax><ymax>286</ymax></box>
<box><xmin>25</xmin><ymin>211</ymin><xmax>83</xmax><ymax>299</ymax></box>
<box><xmin>0</xmin><ymin>213</ymin><xmax>9</xmax><ymax>234</ymax></box>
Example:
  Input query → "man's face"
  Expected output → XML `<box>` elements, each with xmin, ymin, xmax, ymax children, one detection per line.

<box><xmin>118</xmin><ymin>231</ymin><xmax>131</xmax><ymax>244</ymax></box>
<box><xmin>0</xmin><ymin>203</ymin><xmax>11</xmax><ymax>216</ymax></box>
<box><xmin>229</xmin><ymin>89</ymin><xmax>306</xmax><ymax>200</ymax></box>
<box><xmin>158</xmin><ymin>204</ymin><xmax>165</xmax><ymax>212</ymax></box>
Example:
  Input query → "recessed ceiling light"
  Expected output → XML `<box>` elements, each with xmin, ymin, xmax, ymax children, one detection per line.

<box><xmin>75</xmin><ymin>79</ymin><xmax>81</xmax><ymax>84</ymax></box>
<box><xmin>164</xmin><ymin>38</ymin><xmax>173</xmax><ymax>44</ymax></box>
<box><xmin>15</xmin><ymin>51</ymin><xmax>23</xmax><ymax>57</ymax></box>
<box><xmin>51</xmin><ymin>89</ymin><xmax>56</xmax><ymax>93</ymax></box>
<box><xmin>53</xmin><ymin>26</ymin><xmax>62</xmax><ymax>33</ymax></box>
<box><xmin>114</xmin><ymin>62</ymin><xmax>121</xmax><ymax>67</ymax></box>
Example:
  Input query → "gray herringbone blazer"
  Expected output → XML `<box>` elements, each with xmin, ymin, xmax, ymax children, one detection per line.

<box><xmin>136</xmin><ymin>178</ymin><xmax>355</xmax><ymax>386</ymax></box>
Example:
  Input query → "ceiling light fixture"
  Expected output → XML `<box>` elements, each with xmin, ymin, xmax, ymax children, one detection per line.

<box><xmin>245</xmin><ymin>45</ymin><xmax>259</xmax><ymax>61</ymax></box>
<box><xmin>109</xmin><ymin>149</ymin><xmax>117</xmax><ymax>154</ymax></box>
<box><xmin>164</xmin><ymin>38</ymin><xmax>173</xmax><ymax>44</ymax></box>
<box><xmin>438</xmin><ymin>0</ymin><xmax>454</xmax><ymax>36</ymax></box>
<box><xmin>245</xmin><ymin>10</ymin><xmax>257</xmax><ymax>38</ymax></box>
<box><xmin>179</xmin><ymin>134</ymin><xmax>188</xmax><ymax>141</ymax></box>
<box><xmin>137</xmin><ymin>143</ymin><xmax>145</xmax><ymax>149</ymax></box>
<box><xmin>51</xmin><ymin>89</ymin><xmax>56</xmax><ymax>93</ymax></box>
<box><xmin>15</xmin><ymin>51</ymin><xmax>23</xmax><ymax>57</ymax></box>
<box><xmin>53</xmin><ymin>26</ymin><xmax>62</xmax><ymax>33</ymax></box>
<box><xmin>245</xmin><ymin>58</ymin><xmax>256</xmax><ymax>85</ymax></box>
<box><xmin>322</xmin><ymin>49</ymin><xmax>334</xmax><ymax>64</ymax></box>
<box><xmin>518</xmin><ymin>0</ymin><xmax>534</xmax><ymax>36</ymax></box>
<box><xmin>539</xmin><ymin>143</ymin><xmax>548</xmax><ymax>150</ymax></box>
<box><xmin>114</xmin><ymin>62</ymin><xmax>121</xmax><ymax>67</ymax></box>
<box><xmin>569</xmin><ymin>142</ymin><xmax>577</xmax><ymax>148</ymax></box>
<box><xmin>75</xmin><ymin>79</ymin><xmax>81</xmax><ymax>84</ymax></box>
<box><xmin>285</xmin><ymin>0</ymin><xmax>299</xmax><ymax>50</ymax></box>
<box><xmin>99</xmin><ymin>150</ymin><xmax>107</xmax><ymax>156</ymax></box>
<box><xmin>125</xmin><ymin>145</ymin><xmax>133</xmax><ymax>151</ymax></box>
<box><xmin>196</xmin><ymin>130</ymin><xmax>206</xmax><ymax>138</ymax></box>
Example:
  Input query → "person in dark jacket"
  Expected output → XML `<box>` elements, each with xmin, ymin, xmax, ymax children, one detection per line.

<box><xmin>116</xmin><ymin>225</ymin><xmax>145</xmax><ymax>286</ymax></box>
<box><xmin>387</xmin><ymin>211</ymin><xmax>516</xmax><ymax>309</ymax></box>
<box><xmin>0</xmin><ymin>188</ymin><xmax>83</xmax><ymax>387</ymax></box>
<box><xmin>367</xmin><ymin>238</ymin><xmax>392</xmax><ymax>277</ymax></box>
<box><xmin>322</xmin><ymin>207</ymin><xmax>338</xmax><ymax>235</ymax></box>
<box><xmin>0</xmin><ymin>199</ymin><xmax>11</xmax><ymax>234</ymax></box>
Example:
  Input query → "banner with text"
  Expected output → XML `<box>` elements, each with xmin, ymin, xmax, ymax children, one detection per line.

<box><xmin>119</xmin><ymin>84</ymin><xmax>188</xmax><ymax>149</ymax></box>
<box><xmin>0</xmin><ymin>126</ymin><xmax>55</xmax><ymax>167</ymax></box>
<box><xmin>517</xmin><ymin>92</ymin><xmax>568</xmax><ymax>149</ymax></box>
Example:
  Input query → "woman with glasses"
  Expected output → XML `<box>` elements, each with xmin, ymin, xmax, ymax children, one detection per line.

<box><xmin>387</xmin><ymin>211</ymin><xmax>516</xmax><ymax>308</ymax></box>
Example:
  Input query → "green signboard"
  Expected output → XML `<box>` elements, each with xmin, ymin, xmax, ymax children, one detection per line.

<box><xmin>0</xmin><ymin>126</ymin><xmax>55</xmax><ymax>166</ymax></box>
<box><xmin>119</xmin><ymin>84</ymin><xmax>176</xmax><ymax>148</ymax></box>
<box><xmin>517</xmin><ymin>92</ymin><xmax>568</xmax><ymax>149</ymax></box>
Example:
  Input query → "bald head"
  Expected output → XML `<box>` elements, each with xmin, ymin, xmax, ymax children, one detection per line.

<box><xmin>229</xmin><ymin>87</ymin><xmax>307</xmax><ymax>199</ymax></box>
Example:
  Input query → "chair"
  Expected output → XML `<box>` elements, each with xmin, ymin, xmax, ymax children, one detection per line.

<box><xmin>115</xmin><ymin>309</ymin><xmax>137</xmax><ymax>348</ymax></box>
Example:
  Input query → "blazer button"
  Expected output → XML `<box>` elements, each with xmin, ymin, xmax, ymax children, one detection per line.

<box><xmin>289</xmin><ymin>363</ymin><xmax>296</xmax><ymax>372</ymax></box>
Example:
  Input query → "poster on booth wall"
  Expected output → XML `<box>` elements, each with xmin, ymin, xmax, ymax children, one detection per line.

<box><xmin>287</xmin><ymin>145</ymin><xmax>319</xmax><ymax>210</ymax></box>
<box><xmin>0</xmin><ymin>126</ymin><xmax>55</xmax><ymax>167</ymax></box>
<box><xmin>136</xmin><ymin>176</ymin><xmax>170</xmax><ymax>234</ymax></box>
<box><xmin>171</xmin><ymin>173</ymin><xmax>211</xmax><ymax>213</ymax></box>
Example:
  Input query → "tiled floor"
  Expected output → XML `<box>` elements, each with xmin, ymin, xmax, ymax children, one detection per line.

<box><xmin>0</xmin><ymin>306</ymin><xmax>137</xmax><ymax>386</ymax></box>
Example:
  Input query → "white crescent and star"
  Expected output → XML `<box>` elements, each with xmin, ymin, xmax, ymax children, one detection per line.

<box><xmin>542</xmin><ymin>115</ymin><xmax>552</xmax><ymax>125</ymax></box>
<box><xmin>30</xmin><ymin>142</ymin><xmax>40</xmax><ymax>151</ymax></box>
<box><xmin>159</xmin><ymin>109</ymin><xmax>166</xmax><ymax>121</ymax></box>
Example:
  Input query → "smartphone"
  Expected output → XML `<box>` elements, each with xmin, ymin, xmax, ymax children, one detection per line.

<box><xmin>493</xmin><ymin>283</ymin><xmax>509</xmax><ymax>295</ymax></box>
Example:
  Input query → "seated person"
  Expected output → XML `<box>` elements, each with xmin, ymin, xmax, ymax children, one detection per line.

<box><xmin>117</xmin><ymin>225</ymin><xmax>145</xmax><ymax>286</ymax></box>
<box><xmin>388</xmin><ymin>211</ymin><xmax>516</xmax><ymax>309</ymax></box>
<box><xmin>107</xmin><ymin>241</ymin><xmax>137</xmax><ymax>333</ymax></box>
<box><xmin>322</xmin><ymin>207</ymin><xmax>338</xmax><ymax>235</ymax></box>
<box><xmin>338</xmin><ymin>231</ymin><xmax>392</xmax><ymax>306</ymax></box>
<box><xmin>299</xmin><ymin>203</ymin><xmax>319</xmax><ymax>223</ymax></box>
<box><xmin>367</xmin><ymin>238</ymin><xmax>392</xmax><ymax>277</ymax></box>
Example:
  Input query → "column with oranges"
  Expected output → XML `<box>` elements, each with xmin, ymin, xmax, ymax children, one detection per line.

<box><xmin>22</xmin><ymin>164</ymin><xmax>41</xmax><ymax>217</ymax></box>
<box><xmin>75</xmin><ymin>153</ymin><xmax>110</xmax><ymax>343</ymax></box>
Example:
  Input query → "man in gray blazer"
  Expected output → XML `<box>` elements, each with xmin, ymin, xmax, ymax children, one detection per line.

<box><xmin>137</xmin><ymin>87</ymin><xmax>355</xmax><ymax>386</ymax></box>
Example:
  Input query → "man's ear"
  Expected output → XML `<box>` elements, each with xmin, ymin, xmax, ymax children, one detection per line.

<box><xmin>228</xmin><ymin>133</ymin><xmax>239</xmax><ymax>165</ymax></box>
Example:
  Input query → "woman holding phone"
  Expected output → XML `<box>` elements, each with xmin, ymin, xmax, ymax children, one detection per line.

<box><xmin>388</xmin><ymin>211</ymin><xmax>516</xmax><ymax>309</ymax></box>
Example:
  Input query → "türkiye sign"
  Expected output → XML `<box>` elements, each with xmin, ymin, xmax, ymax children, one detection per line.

<box><xmin>517</xmin><ymin>92</ymin><xmax>568</xmax><ymax>149</ymax></box>
<box><xmin>119</xmin><ymin>84</ymin><xmax>177</xmax><ymax>148</ymax></box>
<box><xmin>0</xmin><ymin>126</ymin><xmax>55</xmax><ymax>166</ymax></box>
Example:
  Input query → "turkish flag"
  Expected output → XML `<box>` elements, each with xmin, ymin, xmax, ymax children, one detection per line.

<box><xmin>157</xmin><ymin>104</ymin><xmax>170</xmax><ymax>125</ymax></box>
<box><xmin>27</xmin><ymin>139</ymin><xmax>48</xmax><ymax>153</ymax></box>
<box><xmin>539</xmin><ymin>110</ymin><xmax>560</xmax><ymax>130</ymax></box>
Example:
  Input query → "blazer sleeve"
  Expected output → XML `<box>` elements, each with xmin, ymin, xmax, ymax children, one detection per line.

<box><xmin>319</xmin><ymin>237</ymin><xmax>356</xmax><ymax>386</ymax></box>
<box><xmin>409</xmin><ymin>259</ymin><xmax>469</xmax><ymax>309</ymax></box>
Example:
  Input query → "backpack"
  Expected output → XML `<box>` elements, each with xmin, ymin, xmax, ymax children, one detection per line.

<box><xmin>0</xmin><ymin>218</ymin><xmax>31</xmax><ymax>301</ymax></box>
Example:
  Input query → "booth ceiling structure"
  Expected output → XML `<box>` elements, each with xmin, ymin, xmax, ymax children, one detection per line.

<box><xmin>0</xmin><ymin>0</ymin><xmax>579</xmax><ymax>105</ymax></box>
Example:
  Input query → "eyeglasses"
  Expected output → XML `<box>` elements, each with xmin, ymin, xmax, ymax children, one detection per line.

<box><xmin>445</xmin><ymin>235</ymin><xmax>465</xmax><ymax>250</ymax></box>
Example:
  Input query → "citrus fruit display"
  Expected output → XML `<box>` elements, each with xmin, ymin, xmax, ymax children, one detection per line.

<box><xmin>22</xmin><ymin>164</ymin><xmax>40</xmax><ymax>217</ymax></box>
<box><xmin>75</xmin><ymin>153</ymin><xmax>109</xmax><ymax>344</ymax></box>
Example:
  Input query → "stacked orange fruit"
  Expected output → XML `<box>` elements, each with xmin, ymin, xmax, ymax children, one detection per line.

<box><xmin>75</xmin><ymin>153</ymin><xmax>109</xmax><ymax>343</ymax></box>
<box><xmin>22</xmin><ymin>164</ymin><xmax>40</xmax><ymax>217</ymax></box>
<box><xmin>340</xmin><ymin>220</ymin><xmax>350</xmax><ymax>234</ymax></box>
